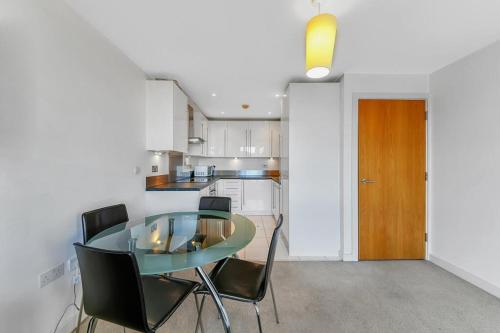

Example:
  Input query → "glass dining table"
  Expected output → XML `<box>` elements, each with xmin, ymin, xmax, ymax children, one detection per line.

<box><xmin>86</xmin><ymin>210</ymin><xmax>256</xmax><ymax>333</ymax></box>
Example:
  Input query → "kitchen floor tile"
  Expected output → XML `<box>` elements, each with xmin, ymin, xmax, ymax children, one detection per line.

<box><xmin>253</xmin><ymin>226</ymin><xmax>267</xmax><ymax>239</ymax></box>
<box><xmin>244</xmin><ymin>245</ymin><xmax>268</xmax><ymax>262</ymax></box>
<box><xmin>261</xmin><ymin>215</ymin><xmax>277</xmax><ymax>226</ymax></box>
<box><xmin>246</xmin><ymin>215</ymin><xmax>262</xmax><ymax>224</ymax></box>
<box><xmin>247</xmin><ymin>236</ymin><xmax>268</xmax><ymax>249</ymax></box>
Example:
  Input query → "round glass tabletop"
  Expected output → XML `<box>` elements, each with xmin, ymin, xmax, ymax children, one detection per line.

<box><xmin>86</xmin><ymin>210</ymin><xmax>256</xmax><ymax>275</ymax></box>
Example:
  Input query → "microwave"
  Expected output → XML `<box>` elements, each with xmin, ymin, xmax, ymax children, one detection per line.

<box><xmin>194</xmin><ymin>165</ymin><xmax>214</xmax><ymax>177</ymax></box>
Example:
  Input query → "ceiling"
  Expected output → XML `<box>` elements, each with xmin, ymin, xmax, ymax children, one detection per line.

<box><xmin>66</xmin><ymin>0</ymin><xmax>500</xmax><ymax>119</ymax></box>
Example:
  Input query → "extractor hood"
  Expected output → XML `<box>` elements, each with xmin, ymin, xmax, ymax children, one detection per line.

<box><xmin>188</xmin><ymin>137</ymin><xmax>205</xmax><ymax>144</ymax></box>
<box><xmin>188</xmin><ymin>103</ymin><xmax>206</xmax><ymax>144</ymax></box>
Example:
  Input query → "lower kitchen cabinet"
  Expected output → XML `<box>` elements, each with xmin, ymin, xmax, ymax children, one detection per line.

<box><xmin>221</xmin><ymin>179</ymin><xmax>242</xmax><ymax>213</ymax></box>
<box><xmin>242</xmin><ymin>179</ymin><xmax>271</xmax><ymax>215</ymax></box>
<box><xmin>216</xmin><ymin>179</ymin><xmax>224</xmax><ymax>196</ymax></box>
<box><xmin>272</xmin><ymin>180</ymin><xmax>280</xmax><ymax>221</ymax></box>
<box><xmin>199</xmin><ymin>186</ymin><xmax>210</xmax><ymax>197</ymax></box>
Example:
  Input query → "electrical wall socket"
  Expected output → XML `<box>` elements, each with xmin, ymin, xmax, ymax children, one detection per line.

<box><xmin>39</xmin><ymin>262</ymin><xmax>65</xmax><ymax>288</ymax></box>
<box><xmin>67</xmin><ymin>256</ymin><xmax>78</xmax><ymax>272</ymax></box>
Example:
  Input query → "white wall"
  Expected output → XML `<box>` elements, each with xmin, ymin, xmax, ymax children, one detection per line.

<box><xmin>187</xmin><ymin>156</ymin><xmax>279</xmax><ymax>170</ymax></box>
<box><xmin>148</xmin><ymin>152</ymin><xmax>169</xmax><ymax>176</ymax></box>
<box><xmin>429</xmin><ymin>41</ymin><xmax>500</xmax><ymax>297</ymax></box>
<box><xmin>340</xmin><ymin>74</ymin><xmax>429</xmax><ymax>261</ymax></box>
<box><xmin>0</xmin><ymin>0</ymin><xmax>147</xmax><ymax>331</ymax></box>
<box><xmin>287</xmin><ymin>83</ymin><xmax>341</xmax><ymax>258</ymax></box>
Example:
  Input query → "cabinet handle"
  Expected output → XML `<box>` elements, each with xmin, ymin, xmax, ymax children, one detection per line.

<box><xmin>224</xmin><ymin>129</ymin><xmax>226</xmax><ymax>157</ymax></box>
<box><xmin>278</xmin><ymin>134</ymin><xmax>281</xmax><ymax>158</ymax></box>
<box><xmin>270</xmin><ymin>130</ymin><xmax>273</xmax><ymax>157</ymax></box>
<box><xmin>249</xmin><ymin>130</ymin><xmax>252</xmax><ymax>157</ymax></box>
<box><xmin>272</xmin><ymin>186</ymin><xmax>274</xmax><ymax>209</ymax></box>
<box><xmin>242</xmin><ymin>181</ymin><xmax>245</xmax><ymax>206</ymax></box>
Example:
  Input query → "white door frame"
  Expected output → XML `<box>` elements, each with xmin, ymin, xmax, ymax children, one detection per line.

<box><xmin>345</xmin><ymin>93</ymin><xmax>431</xmax><ymax>261</ymax></box>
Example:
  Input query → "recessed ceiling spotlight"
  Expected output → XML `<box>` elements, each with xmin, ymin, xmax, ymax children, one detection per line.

<box><xmin>211</xmin><ymin>93</ymin><xmax>217</xmax><ymax>97</ymax></box>
<box><xmin>275</xmin><ymin>94</ymin><xmax>281</xmax><ymax>98</ymax></box>
<box><xmin>221</xmin><ymin>111</ymin><xmax>225</xmax><ymax>115</ymax></box>
<box><xmin>268</xmin><ymin>112</ymin><xmax>272</xmax><ymax>115</ymax></box>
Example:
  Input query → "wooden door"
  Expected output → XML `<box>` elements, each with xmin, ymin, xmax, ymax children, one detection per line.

<box><xmin>358</xmin><ymin>99</ymin><xmax>426</xmax><ymax>260</ymax></box>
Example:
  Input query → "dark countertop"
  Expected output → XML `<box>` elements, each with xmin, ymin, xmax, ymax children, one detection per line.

<box><xmin>146</xmin><ymin>175</ymin><xmax>280</xmax><ymax>192</ymax></box>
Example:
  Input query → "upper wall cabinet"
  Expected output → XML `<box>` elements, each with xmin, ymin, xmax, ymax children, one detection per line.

<box><xmin>146</xmin><ymin>80</ymin><xmax>188</xmax><ymax>153</ymax></box>
<box><xmin>207</xmin><ymin>121</ymin><xmax>227</xmax><ymax>157</ymax></box>
<box><xmin>248</xmin><ymin>121</ymin><xmax>270</xmax><ymax>157</ymax></box>
<box><xmin>225</xmin><ymin>121</ymin><xmax>271</xmax><ymax>158</ymax></box>
<box><xmin>269</xmin><ymin>121</ymin><xmax>280</xmax><ymax>158</ymax></box>
<box><xmin>226</xmin><ymin>121</ymin><xmax>250</xmax><ymax>157</ymax></box>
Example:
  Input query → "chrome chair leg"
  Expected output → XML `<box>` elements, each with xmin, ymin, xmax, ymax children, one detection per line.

<box><xmin>86</xmin><ymin>317</ymin><xmax>97</xmax><ymax>333</ymax></box>
<box><xmin>269</xmin><ymin>280</ymin><xmax>280</xmax><ymax>324</ymax></box>
<box><xmin>217</xmin><ymin>299</ymin><xmax>225</xmax><ymax>319</ymax></box>
<box><xmin>254</xmin><ymin>302</ymin><xmax>263</xmax><ymax>333</ymax></box>
<box><xmin>194</xmin><ymin>294</ymin><xmax>206</xmax><ymax>333</ymax></box>
<box><xmin>77</xmin><ymin>298</ymin><xmax>84</xmax><ymax>333</ymax></box>
<box><xmin>195</xmin><ymin>267</ymin><xmax>231</xmax><ymax>333</ymax></box>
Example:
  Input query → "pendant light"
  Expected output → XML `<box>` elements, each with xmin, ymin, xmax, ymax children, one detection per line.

<box><xmin>305</xmin><ymin>2</ymin><xmax>337</xmax><ymax>79</ymax></box>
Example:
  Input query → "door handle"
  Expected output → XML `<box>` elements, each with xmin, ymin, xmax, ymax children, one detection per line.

<box><xmin>360</xmin><ymin>178</ymin><xmax>376</xmax><ymax>184</ymax></box>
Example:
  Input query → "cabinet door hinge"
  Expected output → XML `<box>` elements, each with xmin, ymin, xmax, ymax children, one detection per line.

<box><xmin>425</xmin><ymin>233</ymin><xmax>428</xmax><ymax>242</ymax></box>
<box><xmin>425</xmin><ymin>172</ymin><xmax>428</xmax><ymax>181</ymax></box>
<box><xmin>425</xmin><ymin>111</ymin><xmax>428</xmax><ymax>120</ymax></box>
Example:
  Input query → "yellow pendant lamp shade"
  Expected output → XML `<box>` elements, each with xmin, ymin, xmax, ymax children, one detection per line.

<box><xmin>306</xmin><ymin>13</ymin><xmax>337</xmax><ymax>79</ymax></box>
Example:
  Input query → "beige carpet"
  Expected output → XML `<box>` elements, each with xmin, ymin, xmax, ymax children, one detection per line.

<box><xmin>83</xmin><ymin>260</ymin><xmax>500</xmax><ymax>333</ymax></box>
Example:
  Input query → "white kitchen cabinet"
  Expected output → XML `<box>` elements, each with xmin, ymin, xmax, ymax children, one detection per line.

<box><xmin>242</xmin><ymin>179</ymin><xmax>272</xmax><ymax>214</ymax></box>
<box><xmin>146</xmin><ymin>80</ymin><xmax>188</xmax><ymax>153</ymax></box>
<box><xmin>207</xmin><ymin>121</ymin><xmax>226</xmax><ymax>157</ymax></box>
<box><xmin>270</xmin><ymin>121</ymin><xmax>280</xmax><ymax>158</ymax></box>
<box><xmin>222</xmin><ymin>179</ymin><xmax>242</xmax><ymax>212</ymax></box>
<box><xmin>199</xmin><ymin>186</ymin><xmax>210</xmax><ymax>198</ymax></box>
<box><xmin>226</xmin><ymin>121</ymin><xmax>248</xmax><ymax>158</ymax></box>
<box><xmin>248</xmin><ymin>121</ymin><xmax>270</xmax><ymax>157</ymax></box>
<box><xmin>272</xmin><ymin>180</ymin><xmax>280</xmax><ymax>221</ymax></box>
<box><xmin>216</xmin><ymin>180</ymin><xmax>224</xmax><ymax>196</ymax></box>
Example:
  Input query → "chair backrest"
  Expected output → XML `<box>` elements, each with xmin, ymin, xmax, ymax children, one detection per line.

<box><xmin>74</xmin><ymin>243</ymin><xmax>149</xmax><ymax>332</ymax></box>
<box><xmin>199</xmin><ymin>196</ymin><xmax>231</xmax><ymax>213</ymax></box>
<box><xmin>82</xmin><ymin>204</ymin><xmax>128</xmax><ymax>243</ymax></box>
<box><xmin>260</xmin><ymin>214</ymin><xmax>283</xmax><ymax>299</ymax></box>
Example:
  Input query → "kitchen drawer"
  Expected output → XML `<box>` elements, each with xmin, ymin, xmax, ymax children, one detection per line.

<box><xmin>223</xmin><ymin>189</ymin><xmax>241</xmax><ymax>196</ymax></box>
<box><xmin>223</xmin><ymin>179</ymin><xmax>241</xmax><ymax>186</ymax></box>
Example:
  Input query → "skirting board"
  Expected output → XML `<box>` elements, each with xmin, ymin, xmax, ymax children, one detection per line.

<box><xmin>429</xmin><ymin>254</ymin><xmax>500</xmax><ymax>299</ymax></box>
<box><xmin>342</xmin><ymin>253</ymin><xmax>357</xmax><ymax>262</ymax></box>
<box><xmin>58</xmin><ymin>309</ymin><xmax>88</xmax><ymax>333</ymax></box>
<box><xmin>241</xmin><ymin>210</ymin><xmax>273</xmax><ymax>216</ymax></box>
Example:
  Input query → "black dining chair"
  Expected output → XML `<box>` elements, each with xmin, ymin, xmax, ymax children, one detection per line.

<box><xmin>77</xmin><ymin>204</ymin><xmax>129</xmax><ymax>332</ymax></box>
<box><xmin>74</xmin><ymin>243</ymin><xmax>200</xmax><ymax>333</ymax></box>
<box><xmin>199</xmin><ymin>196</ymin><xmax>231</xmax><ymax>213</ymax></box>
<box><xmin>194</xmin><ymin>214</ymin><xmax>283</xmax><ymax>333</ymax></box>
<box><xmin>81</xmin><ymin>203</ymin><xmax>129</xmax><ymax>243</ymax></box>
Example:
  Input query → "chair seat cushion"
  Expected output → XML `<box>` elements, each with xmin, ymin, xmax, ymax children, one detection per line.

<box><xmin>142</xmin><ymin>276</ymin><xmax>198</xmax><ymax>330</ymax></box>
<box><xmin>200</xmin><ymin>258</ymin><xmax>266</xmax><ymax>301</ymax></box>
